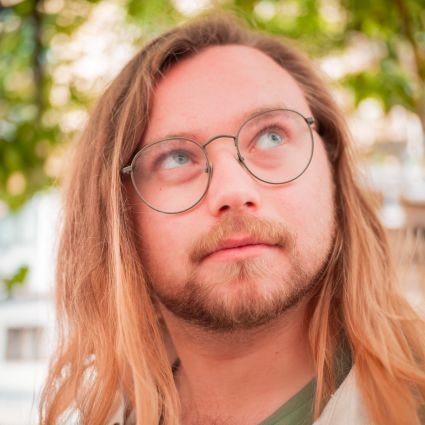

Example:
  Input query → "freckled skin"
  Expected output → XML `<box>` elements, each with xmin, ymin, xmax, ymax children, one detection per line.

<box><xmin>132</xmin><ymin>45</ymin><xmax>335</xmax><ymax>329</ymax></box>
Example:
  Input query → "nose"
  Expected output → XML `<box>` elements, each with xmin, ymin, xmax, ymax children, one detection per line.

<box><xmin>206</xmin><ymin>147</ymin><xmax>261</xmax><ymax>217</ymax></box>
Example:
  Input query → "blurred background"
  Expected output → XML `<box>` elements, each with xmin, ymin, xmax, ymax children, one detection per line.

<box><xmin>0</xmin><ymin>0</ymin><xmax>424</xmax><ymax>423</ymax></box>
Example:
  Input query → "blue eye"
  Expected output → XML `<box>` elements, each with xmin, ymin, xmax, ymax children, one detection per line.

<box><xmin>162</xmin><ymin>151</ymin><xmax>191</xmax><ymax>169</ymax></box>
<box><xmin>255</xmin><ymin>131</ymin><xmax>284</xmax><ymax>150</ymax></box>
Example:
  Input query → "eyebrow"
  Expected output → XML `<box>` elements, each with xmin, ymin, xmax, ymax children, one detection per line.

<box><xmin>143</xmin><ymin>103</ymin><xmax>293</xmax><ymax>146</ymax></box>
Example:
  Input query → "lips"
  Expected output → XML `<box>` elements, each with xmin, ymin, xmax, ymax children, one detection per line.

<box><xmin>189</xmin><ymin>216</ymin><xmax>291</xmax><ymax>264</ymax></box>
<box><xmin>205</xmin><ymin>236</ymin><xmax>275</xmax><ymax>259</ymax></box>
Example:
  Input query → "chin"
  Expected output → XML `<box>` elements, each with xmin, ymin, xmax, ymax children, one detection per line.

<box><xmin>155</xmin><ymin>259</ymin><xmax>319</xmax><ymax>332</ymax></box>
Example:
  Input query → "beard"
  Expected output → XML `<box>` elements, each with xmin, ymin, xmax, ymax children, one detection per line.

<box><xmin>144</xmin><ymin>214</ymin><xmax>335</xmax><ymax>333</ymax></box>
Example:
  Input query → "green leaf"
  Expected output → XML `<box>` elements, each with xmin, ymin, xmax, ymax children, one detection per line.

<box><xmin>2</xmin><ymin>265</ymin><xmax>29</xmax><ymax>297</ymax></box>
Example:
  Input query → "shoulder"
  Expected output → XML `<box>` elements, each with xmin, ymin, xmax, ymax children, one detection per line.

<box><xmin>313</xmin><ymin>367</ymin><xmax>370</xmax><ymax>425</ymax></box>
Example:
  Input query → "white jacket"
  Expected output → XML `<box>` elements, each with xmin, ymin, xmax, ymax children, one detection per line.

<box><xmin>313</xmin><ymin>368</ymin><xmax>369</xmax><ymax>425</ymax></box>
<box><xmin>106</xmin><ymin>368</ymin><xmax>369</xmax><ymax>425</ymax></box>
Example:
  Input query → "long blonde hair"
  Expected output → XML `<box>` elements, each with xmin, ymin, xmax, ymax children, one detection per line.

<box><xmin>40</xmin><ymin>15</ymin><xmax>425</xmax><ymax>425</ymax></box>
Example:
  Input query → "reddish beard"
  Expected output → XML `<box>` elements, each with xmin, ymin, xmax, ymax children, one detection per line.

<box><xmin>146</xmin><ymin>215</ymin><xmax>333</xmax><ymax>332</ymax></box>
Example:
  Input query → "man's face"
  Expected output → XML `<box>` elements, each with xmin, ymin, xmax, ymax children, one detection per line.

<box><xmin>132</xmin><ymin>45</ymin><xmax>336</xmax><ymax>331</ymax></box>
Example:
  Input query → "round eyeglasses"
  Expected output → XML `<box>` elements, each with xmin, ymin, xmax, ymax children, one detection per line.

<box><xmin>122</xmin><ymin>108</ymin><xmax>315</xmax><ymax>214</ymax></box>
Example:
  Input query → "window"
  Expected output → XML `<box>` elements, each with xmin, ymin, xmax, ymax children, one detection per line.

<box><xmin>5</xmin><ymin>326</ymin><xmax>46</xmax><ymax>360</ymax></box>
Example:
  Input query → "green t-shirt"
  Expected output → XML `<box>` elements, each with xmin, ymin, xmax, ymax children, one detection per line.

<box><xmin>259</xmin><ymin>379</ymin><xmax>315</xmax><ymax>425</ymax></box>
<box><xmin>259</xmin><ymin>343</ymin><xmax>352</xmax><ymax>425</ymax></box>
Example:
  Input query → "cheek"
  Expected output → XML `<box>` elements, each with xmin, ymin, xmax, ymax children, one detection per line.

<box><xmin>135</xmin><ymin>207</ymin><xmax>194</xmax><ymax>274</ymax></box>
<box><xmin>302</xmin><ymin>138</ymin><xmax>334</xmax><ymax>208</ymax></box>
<box><xmin>303</xmin><ymin>151</ymin><xmax>335</xmax><ymax>245</ymax></box>
<box><xmin>129</xmin><ymin>184</ymin><xmax>171</xmax><ymax>252</ymax></box>
<box><xmin>272</xmin><ymin>142</ymin><xmax>335</xmax><ymax>255</ymax></box>
<box><xmin>137</xmin><ymin>212</ymin><xmax>168</xmax><ymax>254</ymax></box>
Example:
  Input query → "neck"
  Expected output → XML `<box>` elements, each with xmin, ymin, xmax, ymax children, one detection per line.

<box><xmin>161</xmin><ymin>300</ymin><xmax>315</xmax><ymax>425</ymax></box>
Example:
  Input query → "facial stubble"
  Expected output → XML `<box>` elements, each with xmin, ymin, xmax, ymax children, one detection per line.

<box><xmin>145</xmin><ymin>215</ymin><xmax>335</xmax><ymax>332</ymax></box>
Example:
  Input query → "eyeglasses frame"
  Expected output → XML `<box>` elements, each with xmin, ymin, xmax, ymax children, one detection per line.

<box><xmin>121</xmin><ymin>108</ymin><xmax>315</xmax><ymax>214</ymax></box>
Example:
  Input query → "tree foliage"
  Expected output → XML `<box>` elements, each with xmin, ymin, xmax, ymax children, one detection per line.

<box><xmin>0</xmin><ymin>0</ymin><xmax>101</xmax><ymax>209</ymax></box>
<box><xmin>1</xmin><ymin>264</ymin><xmax>28</xmax><ymax>297</ymax></box>
<box><xmin>0</xmin><ymin>0</ymin><xmax>424</xmax><ymax>210</ymax></box>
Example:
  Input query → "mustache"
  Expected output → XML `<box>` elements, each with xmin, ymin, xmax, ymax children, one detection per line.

<box><xmin>189</xmin><ymin>215</ymin><xmax>295</xmax><ymax>263</ymax></box>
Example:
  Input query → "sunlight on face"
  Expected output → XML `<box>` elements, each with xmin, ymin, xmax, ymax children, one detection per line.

<box><xmin>134</xmin><ymin>45</ymin><xmax>336</xmax><ymax>332</ymax></box>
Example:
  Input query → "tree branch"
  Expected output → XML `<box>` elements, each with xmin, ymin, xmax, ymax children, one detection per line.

<box><xmin>30</xmin><ymin>0</ymin><xmax>43</xmax><ymax>119</ymax></box>
<box><xmin>394</xmin><ymin>0</ymin><xmax>425</xmax><ymax>131</ymax></box>
<box><xmin>394</xmin><ymin>0</ymin><xmax>424</xmax><ymax>81</ymax></box>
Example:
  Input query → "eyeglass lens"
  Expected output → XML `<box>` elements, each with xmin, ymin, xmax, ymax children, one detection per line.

<box><xmin>130</xmin><ymin>109</ymin><xmax>313</xmax><ymax>213</ymax></box>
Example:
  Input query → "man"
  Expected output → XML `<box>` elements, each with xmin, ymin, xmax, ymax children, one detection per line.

<box><xmin>40</xmin><ymin>15</ymin><xmax>425</xmax><ymax>425</ymax></box>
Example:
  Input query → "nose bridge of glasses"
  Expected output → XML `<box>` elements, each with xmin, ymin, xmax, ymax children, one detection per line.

<box><xmin>203</xmin><ymin>133</ymin><xmax>236</xmax><ymax>147</ymax></box>
<box><xmin>203</xmin><ymin>134</ymin><xmax>242</xmax><ymax>162</ymax></box>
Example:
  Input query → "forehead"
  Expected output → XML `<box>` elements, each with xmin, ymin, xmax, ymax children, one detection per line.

<box><xmin>145</xmin><ymin>45</ymin><xmax>311</xmax><ymax>140</ymax></box>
